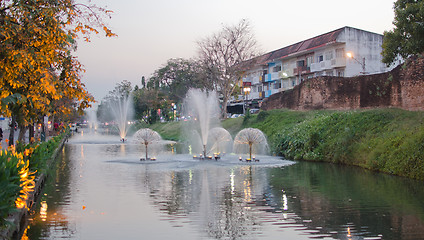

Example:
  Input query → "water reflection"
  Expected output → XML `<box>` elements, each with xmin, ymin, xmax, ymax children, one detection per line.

<box><xmin>24</xmin><ymin>134</ymin><xmax>424</xmax><ymax>240</ymax></box>
<box><xmin>268</xmin><ymin>162</ymin><xmax>424</xmax><ymax>239</ymax></box>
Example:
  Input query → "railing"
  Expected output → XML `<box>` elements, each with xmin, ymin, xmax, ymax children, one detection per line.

<box><xmin>264</xmin><ymin>73</ymin><xmax>272</xmax><ymax>82</ymax></box>
<box><xmin>310</xmin><ymin>58</ymin><xmax>346</xmax><ymax>72</ymax></box>
<box><xmin>293</xmin><ymin>66</ymin><xmax>310</xmax><ymax>75</ymax></box>
<box><xmin>280</xmin><ymin>68</ymin><xmax>294</xmax><ymax>78</ymax></box>
<box><xmin>243</xmin><ymin>75</ymin><xmax>262</xmax><ymax>85</ymax></box>
<box><xmin>270</xmin><ymin>72</ymin><xmax>280</xmax><ymax>81</ymax></box>
<box><xmin>332</xmin><ymin>58</ymin><xmax>346</xmax><ymax>67</ymax></box>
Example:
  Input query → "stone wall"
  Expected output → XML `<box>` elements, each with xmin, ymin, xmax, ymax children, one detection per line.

<box><xmin>262</xmin><ymin>55</ymin><xmax>424</xmax><ymax>111</ymax></box>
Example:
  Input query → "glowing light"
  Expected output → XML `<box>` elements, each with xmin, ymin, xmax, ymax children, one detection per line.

<box><xmin>347</xmin><ymin>227</ymin><xmax>351</xmax><ymax>237</ymax></box>
<box><xmin>346</xmin><ymin>52</ymin><xmax>353</xmax><ymax>58</ymax></box>
<box><xmin>40</xmin><ymin>201</ymin><xmax>48</xmax><ymax>221</ymax></box>
<box><xmin>283</xmin><ymin>194</ymin><xmax>288</xmax><ymax>210</ymax></box>
<box><xmin>80</xmin><ymin>145</ymin><xmax>84</xmax><ymax>158</ymax></box>
<box><xmin>230</xmin><ymin>169</ymin><xmax>235</xmax><ymax>195</ymax></box>
<box><xmin>14</xmin><ymin>156</ymin><xmax>36</xmax><ymax>210</ymax></box>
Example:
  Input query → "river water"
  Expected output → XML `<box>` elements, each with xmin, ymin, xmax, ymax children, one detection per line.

<box><xmin>22</xmin><ymin>130</ymin><xmax>424</xmax><ymax>240</ymax></box>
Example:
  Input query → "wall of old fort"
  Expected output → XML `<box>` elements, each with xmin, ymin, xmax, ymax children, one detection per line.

<box><xmin>262</xmin><ymin>55</ymin><xmax>424</xmax><ymax>111</ymax></box>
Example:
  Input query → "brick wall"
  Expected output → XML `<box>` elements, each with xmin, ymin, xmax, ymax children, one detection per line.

<box><xmin>262</xmin><ymin>55</ymin><xmax>424</xmax><ymax>111</ymax></box>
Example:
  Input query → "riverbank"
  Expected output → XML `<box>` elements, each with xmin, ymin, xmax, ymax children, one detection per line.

<box><xmin>150</xmin><ymin>108</ymin><xmax>424</xmax><ymax>180</ymax></box>
<box><xmin>0</xmin><ymin>131</ymin><xmax>69</xmax><ymax>239</ymax></box>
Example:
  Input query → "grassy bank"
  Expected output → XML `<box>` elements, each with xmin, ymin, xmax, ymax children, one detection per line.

<box><xmin>150</xmin><ymin>108</ymin><xmax>424</xmax><ymax>180</ymax></box>
<box><xmin>245</xmin><ymin>108</ymin><xmax>424</xmax><ymax>180</ymax></box>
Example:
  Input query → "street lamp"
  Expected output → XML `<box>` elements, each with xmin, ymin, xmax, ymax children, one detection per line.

<box><xmin>243</xmin><ymin>86</ymin><xmax>251</xmax><ymax>114</ymax></box>
<box><xmin>346</xmin><ymin>52</ymin><xmax>366</xmax><ymax>74</ymax></box>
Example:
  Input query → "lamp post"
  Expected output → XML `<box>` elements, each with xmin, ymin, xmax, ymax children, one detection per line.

<box><xmin>346</xmin><ymin>52</ymin><xmax>366</xmax><ymax>74</ymax></box>
<box><xmin>243</xmin><ymin>86</ymin><xmax>251</xmax><ymax>115</ymax></box>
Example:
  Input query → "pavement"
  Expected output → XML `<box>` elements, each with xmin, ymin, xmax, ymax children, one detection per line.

<box><xmin>1</xmin><ymin>128</ymin><xmax>30</xmax><ymax>150</ymax></box>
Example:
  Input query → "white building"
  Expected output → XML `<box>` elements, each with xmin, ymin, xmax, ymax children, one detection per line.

<box><xmin>239</xmin><ymin>26</ymin><xmax>398</xmax><ymax>102</ymax></box>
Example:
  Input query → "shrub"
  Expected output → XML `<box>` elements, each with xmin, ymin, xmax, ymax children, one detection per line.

<box><xmin>0</xmin><ymin>149</ymin><xmax>35</xmax><ymax>227</ymax></box>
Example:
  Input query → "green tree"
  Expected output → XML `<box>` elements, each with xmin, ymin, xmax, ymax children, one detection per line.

<box><xmin>149</xmin><ymin>58</ymin><xmax>211</xmax><ymax>103</ymax></box>
<box><xmin>382</xmin><ymin>0</ymin><xmax>424</xmax><ymax>65</ymax></box>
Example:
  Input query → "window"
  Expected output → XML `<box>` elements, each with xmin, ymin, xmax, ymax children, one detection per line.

<box><xmin>274</xmin><ymin>81</ymin><xmax>282</xmax><ymax>89</ymax></box>
<box><xmin>306</xmin><ymin>56</ymin><xmax>313</xmax><ymax>67</ymax></box>
<box><xmin>283</xmin><ymin>80</ymin><xmax>290</xmax><ymax>89</ymax></box>
<box><xmin>296</xmin><ymin>60</ymin><xmax>305</xmax><ymax>67</ymax></box>
<box><xmin>336</xmin><ymin>48</ymin><xmax>345</xmax><ymax>58</ymax></box>
<box><xmin>337</xmin><ymin>70</ymin><xmax>344</xmax><ymax>77</ymax></box>
<box><xmin>326</xmin><ymin>70</ymin><xmax>334</xmax><ymax>76</ymax></box>
<box><xmin>273</xmin><ymin>65</ymin><xmax>282</xmax><ymax>72</ymax></box>
<box><xmin>282</xmin><ymin>62</ymin><xmax>289</xmax><ymax>71</ymax></box>
<box><xmin>325</xmin><ymin>51</ymin><xmax>333</xmax><ymax>60</ymax></box>
<box><xmin>317</xmin><ymin>55</ymin><xmax>324</xmax><ymax>62</ymax></box>
<box><xmin>258</xmin><ymin>86</ymin><xmax>262</xmax><ymax>92</ymax></box>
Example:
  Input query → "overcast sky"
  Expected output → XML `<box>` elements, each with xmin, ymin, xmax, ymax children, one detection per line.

<box><xmin>76</xmin><ymin>0</ymin><xmax>396</xmax><ymax>103</ymax></box>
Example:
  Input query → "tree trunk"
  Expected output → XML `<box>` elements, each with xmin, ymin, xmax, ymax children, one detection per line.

<box><xmin>8</xmin><ymin>116</ymin><xmax>15</xmax><ymax>146</ymax></box>
<box><xmin>29</xmin><ymin>123</ymin><xmax>34</xmax><ymax>142</ymax></box>
<box><xmin>18</xmin><ymin>125</ymin><xmax>27</xmax><ymax>143</ymax></box>
<box><xmin>221</xmin><ymin>96</ymin><xmax>229</xmax><ymax>119</ymax></box>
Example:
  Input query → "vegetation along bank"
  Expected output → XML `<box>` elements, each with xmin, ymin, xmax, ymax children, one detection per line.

<box><xmin>0</xmin><ymin>130</ymin><xmax>68</xmax><ymax>238</ymax></box>
<box><xmin>151</xmin><ymin>108</ymin><xmax>424</xmax><ymax>181</ymax></box>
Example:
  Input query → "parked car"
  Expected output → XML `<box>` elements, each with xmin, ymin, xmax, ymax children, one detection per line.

<box><xmin>249</xmin><ymin>109</ymin><xmax>260</xmax><ymax>114</ymax></box>
<box><xmin>70</xmin><ymin>123</ymin><xmax>78</xmax><ymax>132</ymax></box>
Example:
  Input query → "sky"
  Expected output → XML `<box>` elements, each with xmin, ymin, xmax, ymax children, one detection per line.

<box><xmin>76</xmin><ymin>0</ymin><xmax>396</xmax><ymax>103</ymax></box>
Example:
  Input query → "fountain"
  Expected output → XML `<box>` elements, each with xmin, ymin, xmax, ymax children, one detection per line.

<box><xmin>233</xmin><ymin>128</ymin><xmax>269</xmax><ymax>162</ymax></box>
<box><xmin>184</xmin><ymin>89</ymin><xmax>269</xmax><ymax>162</ymax></box>
<box><xmin>133</xmin><ymin>128</ymin><xmax>163</xmax><ymax>161</ymax></box>
<box><xmin>184</xmin><ymin>89</ymin><xmax>221</xmax><ymax>159</ymax></box>
<box><xmin>206</xmin><ymin>127</ymin><xmax>233</xmax><ymax>159</ymax></box>
<box><xmin>87</xmin><ymin>108</ymin><xmax>99</xmax><ymax>131</ymax></box>
<box><xmin>109</xmin><ymin>94</ymin><xmax>133</xmax><ymax>141</ymax></box>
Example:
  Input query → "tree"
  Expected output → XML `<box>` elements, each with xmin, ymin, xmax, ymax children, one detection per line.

<box><xmin>0</xmin><ymin>0</ymin><xmax>116</xmax><ymax>144</ymax></box>
<box><xmin>382</xmin><ymin>0</ymin><xmax>424</xmax><ymax>65</ymax></box>
<box><xmin>133</xmin><ymin>80</ymin><xmax>170</xmax><ymax>124</ymax></box>
<box><xmin>197</xmin><ymin>19</ymin><xmax>260</xmax><ymax>118</ymax></box>
<box><xmin>149</xmin><ymin>58</ymin><xmax>212</xmax><ymax>103</ymax></box>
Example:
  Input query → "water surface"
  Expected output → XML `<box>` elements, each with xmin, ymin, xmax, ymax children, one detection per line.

<box><xmin>23</xmin><ymin>131</ymin><xmax>424</xmax><ymax>239</ymax></box>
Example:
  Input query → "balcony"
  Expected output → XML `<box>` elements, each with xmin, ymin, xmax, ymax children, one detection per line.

<box><xmin>242</xmin><ymin>76</ymin><xmax>253</xmax><ymax>83</ymax></box>
<box><xmin>280</xmin><ymin>68</ymin><xmax>294</xmax><ymax>78</ymax></box>
<box><xmin>293</xmin><ymin>66</ymin><xmax>311</xmax><ymax>75</ymax></box>
<box><xmin>310</xmin><ymin>58</ymin><xmax>346</xmax><ymax>72</ymax></box>
<box><xmin>262</xmin><ymin>73</ymin><xmax>272</xmax><ymax>82</ymax></box>
<box><xmin>270</xmin><ymin>72</ymin><xmax>280</xmax><ymax>81</ymax></box>
<box><xmin>332</xmin><ymin>58</ymin><xmax>346</xmax><ymax>67</ymax></box>
<box><xmin>251</xmin><ymin>75</ymin><xmax>261</xmax><ymax>84</ymax></box>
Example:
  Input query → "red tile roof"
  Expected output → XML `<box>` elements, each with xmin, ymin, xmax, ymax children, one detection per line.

<box><xmin>238</xmin><ymin>27</ymin><xmax>346</xmax><ymax>70</ymax></box>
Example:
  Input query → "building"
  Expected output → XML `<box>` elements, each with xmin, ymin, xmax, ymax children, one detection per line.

<box><xmin>238</xmin><ymin>26</ymin><xmax>398</xmax><ymax>104</ymax></box>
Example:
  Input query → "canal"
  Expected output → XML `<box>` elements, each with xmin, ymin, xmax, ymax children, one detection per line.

<box><xmin>22</xmin><ymin>131</ymin><xmax>424</xmax><ymax>239</ymax></box>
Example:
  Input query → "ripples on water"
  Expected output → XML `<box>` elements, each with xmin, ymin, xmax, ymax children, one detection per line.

<box><xmin>23</xmin><ymin>131</ymin><xmax>424</xmax><ymax>240</ymax></box>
